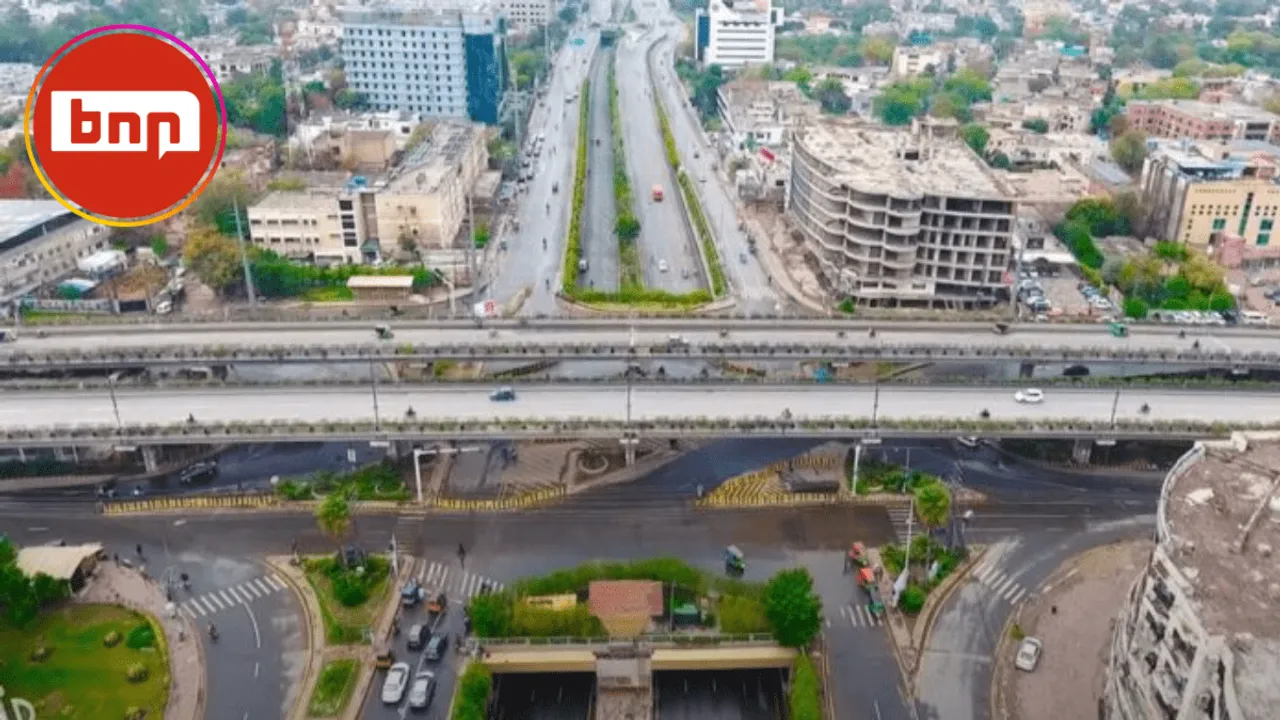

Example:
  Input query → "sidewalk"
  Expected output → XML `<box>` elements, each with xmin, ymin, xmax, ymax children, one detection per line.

<box><xmin>77</xmin><ymin>562</ymin><xmax>205</xmax><ymax>720</ymax></box>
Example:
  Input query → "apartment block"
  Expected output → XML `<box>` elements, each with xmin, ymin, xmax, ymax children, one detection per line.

<box><xmin>694</xmin><ymin>0</ymin><xmax>782</xmax><ymax>68</ymax></box>
<box><xmin>890</xmin><ymin>45</ymin><xmax>948</xmax><ymax>79</ymax></box>
<box><xmin>0</xmin><ymin>200</ymin><xmax>110</xmax><ymax>305</ymax></box>
<box><xmin>247</xmin><ymin>123</ymin><xmax>488</xmax><ymax>264</ymax></box>
<box><xmin>1104</xmin><ymin>435</ymin><xmax>1280</xmax><ymax>720</ymax></box>
<box><xmin>502</xmin><ymin>0</ymin><xmax>554</xmax><ymax>32</ymax></box>
<box><xmin>1139</xmin><ymin>140</ymin><xmax>1280</xmax><ymax>250</ymax></box>
<box><xmin>787</xmin><ymin>121</ymin><xmax>1016</xmax><ymax>308</ymax></box>
<box><xmin>340</xmin><ymin>4</ymin><xmax>507</xmax><ymax>124</ymax></box>
<box><xmin>1126</xmin><ymin>100</ymin><xmax>1280</xmax><ymax>145</ymax></box>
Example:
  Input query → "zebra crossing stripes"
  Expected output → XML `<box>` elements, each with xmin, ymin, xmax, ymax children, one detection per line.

<box><xmin>839</xmin><ymin>603</ymin><xmax>884</xmax><ymax>629</ymax></box>
<box><xmin>418</xmin><ymin>561</ymin><xmax>504</xmax><ymax>599</ymax></box>
<box><xmin>886</xmin><ymin>505</ymin><xmax>914</xmax><ymax>544</ymax></box>
<box><xmin>972</xmin><ymin>561</ymin><xmax>1029</xmax><ymax>606</ymax></box>
<box><xmin>180</xmin><ymin>575</ymin><xmax>286</xmax><ymax>619</ymax></box>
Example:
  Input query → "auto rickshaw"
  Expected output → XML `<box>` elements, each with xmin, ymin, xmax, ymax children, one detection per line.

<box><xmin>847</xmin><ymin>542</ymin><xmax>868</xmax><ymax>569</ymax></box>
<box><xmin>992</xmin><ymin>322</ymin><xmax>1010</xmax><ymax>335</ymax></box>
<box><xmin>375</xmin><ymin>324</ymin><xmax>394</xmax><ymax>340</ymax></box>
<box><xmin>374</xmin><ymin>644</ymin><xmax>396</xmax><ymax>670</ymax></box>
<box><xmin>1108</xmin><ymin>321</ymin><xmax>1128</xmax><ymax>338</ymax></box>
<box><xmin>724</xmin><ymin>545</ymin><xmax>746</xmax><ymax>575</ymax></box>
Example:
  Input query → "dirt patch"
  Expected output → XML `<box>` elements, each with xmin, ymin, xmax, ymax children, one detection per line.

<box><xmin>996</xmin><ymin>540</ymin><xmax>1152</xmax><ymax>720</ymax></box>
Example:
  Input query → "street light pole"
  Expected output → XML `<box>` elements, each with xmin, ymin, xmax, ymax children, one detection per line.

<box><xmin>412</xmin><ymin>445</ymin><xmax>485</xmax><ymax>503</ymax></box>
<box><xmin>871</xmin><ymin>383</ymin><xmax>880</xmax><ymax>427</ymax></box>
<box><xmin>369</xmin><ymin>361</ymin><xmax>381</xmax><ymax>431</ymax></box>
<box><xmin>1110</xmin><ymin>387</ymin><xmax>1121</xmax><ymax>428</ymax></box>
<box><xmin>108</xmin><ymin>371</ymin><xmax>123</xmax><ymax>433</ymax></box>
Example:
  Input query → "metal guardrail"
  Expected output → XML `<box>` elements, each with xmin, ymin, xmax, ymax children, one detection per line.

<box><xmin>1156</xmin><ymin>444</ymin><xmax>1206</xmax><ymax>545</ymax></box>
<box><xmin>3</xmin><ymin>340</ymin><xmax>1276</xmax><ymax>369</ymax></box>
<box><xmin>0</xmin><ymin>416</ymin><xmax>1252</xmax><ymax>448</ymax></box>
<box><xmin>479</xmin><ymin>633</ymin><xmax>778</xmax><ymax>647</ymax></box>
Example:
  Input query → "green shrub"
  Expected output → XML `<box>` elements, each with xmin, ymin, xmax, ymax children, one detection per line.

<box><xmin>468</xmin><ymin>593</ymin><xmax>513</xmax><ymax>638</ymax></box>
<box><xmin>29</xmin><ymin>645</ymin><xmax>50</xmax><ymax>662</ymax></box>
<box><xmin>103</xmin><ymin>630</ymin><xmax>122</xmax><ymax>647</ymax></box>
<box><xmin>513</xmin><ymin>557</ymin><xmax>707</xmax><ymax>596</ymax></box>
<box><xmin>718</xmin><ymin>594</ymin><xmax>770</xmax><ymax>634</ymax></box>
<box><xmin>451</xmin><ymin>663</ymin><xmax>494</xmax><ymax>720</ymax></box>
<box><xmin>788</xmin><ymin>655</ymin><xmax>822</xmax><ymax>720</ymax></box>
<box><xmin>899</xmin><ymin>585</ymin><xmax>927</xmax><ymax>615</ymax></box>
<box><xmin>125</xmin><ymin>623</ymin><xmax>156</xmax><ymax>649</ymax></box>
<box><xmin>510</xmin><ymin>604</ymin><xmax>605</xmax><ymax>637</ymax></box>
<box><xmin>126</xmin><ymin>662</ymin><xmax>149</xmax><ymax>683</ymax></box>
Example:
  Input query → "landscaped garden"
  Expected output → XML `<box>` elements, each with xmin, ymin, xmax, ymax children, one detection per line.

<box><xmin>450</xmin><ymin>662</ymin><xmax>493</xmax><ymax>720</ymax></box>
<box><xmin>880</xmin><ymin>535</ymin><xmax>969</xmax><ymax>615</ymax></box>
<box><xmin>303</xmin><ymin>552</ymin><xmax>392</xmax><ymax>645</ymax></box>
<box><xmin>275</xmin><ymin>461</ymin><xmax>410</xmax><ymax>502</ymax></box>
<box><xmin>306</xmin><ymin>658</ymin><xmax>359</xmax><ymax>717</ymax></box>
<box><xmin>0</xmin><ymin>604</ymin><xmax>169</xmax><ymax>719</ymax></box>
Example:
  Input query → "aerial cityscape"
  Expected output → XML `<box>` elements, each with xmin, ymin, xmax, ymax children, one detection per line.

<box><xmin>1</xmin><ymin>0</ymin><xmax>1279</xmax><ymax>719</ymax></box>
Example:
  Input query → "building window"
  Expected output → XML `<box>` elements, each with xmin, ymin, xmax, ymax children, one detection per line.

<box><xmin>1259</xmin><ymin>233</ymin><xmax>1271</xmax><ymax>247</ymax></box>
<box><xmin>1212</xmin><ymin>218</ymin><xmax>1226</xmax><ymax>231</ymax></box>
<box><xmin>1263</xmin><ymin>219</ymin><xmax>1274</xmax><ymax>231</ymax></box>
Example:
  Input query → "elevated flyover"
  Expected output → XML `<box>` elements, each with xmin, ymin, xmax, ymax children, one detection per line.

<box><xmin>0</xmin><ymin>383</ymin><xmax>1276</xmax><ymax>447</ymax></box>
<box><xmin>2</xmin><ymin>319</ymin><xmax>1278</xmax><ymax>370</ymax></box>
<box><xmin>481</xmin><ymin>640</ymin><xmax>795</xmax><ymax>674</ymax></box>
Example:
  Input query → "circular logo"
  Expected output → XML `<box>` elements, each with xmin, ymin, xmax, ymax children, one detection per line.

<box><xmin>23</xmin><ymin>25</ymin><xmax>228</xmax><ymax>227</ymax></box>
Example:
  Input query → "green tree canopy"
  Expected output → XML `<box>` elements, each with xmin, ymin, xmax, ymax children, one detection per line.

<box><xmin>764</xmin><ymin>568</ymin><xmax>823</xmax><ymax>648</ymax></box>
<box><xmin>1110</xmin><ymin>130</ymin><xmax>1149</xmax><ymax>174</ymax></box>
<box><xmin>873</xmin><ymin>81</ymin><xmax>932</xmax><ymax>125</ymax></box>
<box><xmin>182</xmin><ymin>227</ymin><xmax>241</xmax><ymax>294</ymax></box>
<box><xmin>959</xmin><ymin>123</ymin><xmax>989</xmax><ymax>155</ymax></box>
<box><xmin>315</xmin><ymin>494</ymin><xmax>352</xmax><ymax>547</ymax></box>
<box><xmin>943</xmin><ymin>68</ymin><xmax>993</xmax><ymax>104</ymax></box>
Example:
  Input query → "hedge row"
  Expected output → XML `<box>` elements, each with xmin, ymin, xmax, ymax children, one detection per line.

<box><xmin>788</xmin><ymin>655</ymin><xmax>822</xmax><ymax>720</ymax></box>
<box><xmin>608</xmin><ymin>56</ymin><xmax>644</xmax><ymax>291</ymax></box>
<box><xmin>561</xmin><ymin>78</ymin><xmax>592</xmax><ymax>296</ymax></box>
<box><xmin>450</xmin><ymin>663</ymin><xmax>493</xmax><ymax>720</ymax></box>
<box><xmin>652</xmin><ymin>98</ymin><xmax>727</xmax><ymax>297</ymax></box>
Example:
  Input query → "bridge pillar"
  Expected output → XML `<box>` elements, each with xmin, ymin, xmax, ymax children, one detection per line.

<box><xmin>1072</xmin><ymin>439</ymin><xmax>1093</xmax><ymax>466</ymax></box>
<box><xmin>141</xmin><ymin>445</ymin><xmax>160</xmax><ymax>474</ymax></box>
<box><xmin>1019</xmin><ymin>361</ymin><xmax>1036</xmax><ymax>379</ymax></box>
<box><xmin>621</xmin><ymin>436</ymin><xmax>639</xmax><ymax>468</ymax></box>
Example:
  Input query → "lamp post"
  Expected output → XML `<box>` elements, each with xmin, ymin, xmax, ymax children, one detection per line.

<box><xmin>108</xmin><ymin>371</ymin><xmax>123</xmax><ymax>433</ymax></box>
<box><xmin>369</xmin><ymin>361</ymin><xmax>381</xmax><ymax>431</ymax></box>
<box><xmin>412</xmin><ymin>445</ymin><xmax>484</xmax><ymax>503</ymax></box>
<box><xmin>1109</xmin><ymin>387</ymin><xmax>1121</xmax><ymax>428</ymax></box>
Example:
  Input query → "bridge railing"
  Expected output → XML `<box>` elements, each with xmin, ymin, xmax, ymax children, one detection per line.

<box><xmin>479</xmin><ymin>633</ymin><xmax>778</xmax><ymax>648</ymax></box>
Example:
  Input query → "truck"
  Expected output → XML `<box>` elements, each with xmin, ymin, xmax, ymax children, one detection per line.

<box><xmin>651</xmin><ymin>185</ymin><xmax>663</xmax><ymax>202</ymax></box>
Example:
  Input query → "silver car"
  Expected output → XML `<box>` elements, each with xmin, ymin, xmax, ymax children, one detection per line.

<box><xmin>381</xmin><ymin>662</ymin><xmax>410</xmax><ymax>704</ymax></box>
<box><xmin>408</xmin><ymin>671</ymin><xmax>436</xmax><ymax>710</ymax></box>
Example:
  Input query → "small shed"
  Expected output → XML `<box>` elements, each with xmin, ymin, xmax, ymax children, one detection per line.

<box><xmin>588</xmin><ymin>580</ymin><xmax>663</xmax><ymax>637</ymax></box>
<box><xmin>345</xmin><ymin>274</ymin><xmax>414</xmax><ymax>302</ymax></box>
<box><xmin>17</xmin><ymin>543</ymin><xmax>103</xmax><ymax>591</ymax></box>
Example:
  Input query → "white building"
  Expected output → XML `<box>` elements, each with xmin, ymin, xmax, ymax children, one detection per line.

<box><xmin>1104</xmin><ymin>433</ymin><xmax>1280</xmax><ymax>720</ymax></box>
<box><xmin>502</xmin><ymin>0</ymin><xmax>554</xmax><ymax>32</ymax></box>
<box><xmin>891</xmin><ymin>45</ymin><xmax>948</xmax><ymax>78</ymax></box>
<box><xmin>0</xmin><ymin>200</ymin><xmax>111</xmax><ymax>306</ymax></box>
<box><xmin>694</xmin><ymin>0</ymin><xmax>783</xmax><ymax>68</ymax></box>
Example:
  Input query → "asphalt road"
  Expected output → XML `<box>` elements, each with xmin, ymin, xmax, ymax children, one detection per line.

<box><xmin>6</xmin><ymin>384</ymin><xmax>1278</xmax><ymax>430</ymax></box>
<box><xmin>485</xmin><ymin>6</ymin><xmax>603</xmax><ymax>316</ymax></box>
<box><xmin>636</xmin><ymin>1</ymin><xmax>780</xmax><ymax>314</ymax></box>
<box><xmin>582</xmin><ymin>46</ymin><xmax>620</xmax><ymax>292</ymax></box>
<box><xmin>617</xmin><ymin>26</ymin><xmax>702</xmax><ymax>294</ymax></box>
<box><xmin>6</xmin><ymin>321</ymin><xmax>1269</xmax><ymax>359</ymax></box>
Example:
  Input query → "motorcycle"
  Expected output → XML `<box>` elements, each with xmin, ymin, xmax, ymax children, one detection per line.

<box><xmin>1141</xmin><ymin>403</ymin><xmax>1150</xmax><ymax>414</ymax></box>
<box><xmin>208</xmin><ymin>624</ymin><xmax>219</xmax><ymax>642</ymax></box>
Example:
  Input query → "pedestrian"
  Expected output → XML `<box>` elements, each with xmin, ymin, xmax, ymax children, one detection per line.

<box><xmin>135</xmin><ymin>544</ymin><xmax>143</xmax><ymax>557</ymax></box>
<box><xmin>1051</xmin><ymin>605</ymin><xmax>1058</xmax><ymax>615</ymax></box>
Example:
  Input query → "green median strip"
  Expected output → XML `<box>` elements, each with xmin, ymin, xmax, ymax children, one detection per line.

<box><xmin>654</xmin><ymin>97</ymin><xmax>727</xmax><ymax>297</ymax></box>
<box><xmin>609</xmin><ymin>55</ymin><xmax>644</xmax><ymax>292</ymax></box>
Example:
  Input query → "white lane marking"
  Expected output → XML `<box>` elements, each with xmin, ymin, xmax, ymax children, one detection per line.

<box><xmin>251</xmin><ymin>578</ymin><xmax>272</xmax><ymax>595</ymax></box>
<box><xmin>990</xmin><ymin>576</ymin><xmax>1015</xmax><ymax>597</ymax></box>
<box><xmin>218</xmin><ymin>590</ymin><xmax>237</xmax><ymax>607</ymax></box>
<box><xmin>203</xmin><ymin>594</ymin><xmax>224</xmax><ymax>611</ymax></box>
<box><xmin>1009</xmin><ymin>588</ymin><xmax>1028</xmax><ymax>605</ymax></box>
<box><xmin>1001</xmin><ymin>581</ymin><xmax>1023</xmax><ymax>602</ymax></box>
<box><xmin>245</xmin><ymin>604</ymin><xmax>261</xmax><ymax>649</ymax></box>
<box><xmin>241</xmin><ymin>582</ymin><xmax>262</xmax><ymax>600</ymax></box>
<box><xmin>267</xmin><ymin>575</ymin><xmax>286</xmax><ymax>590</ymax></box>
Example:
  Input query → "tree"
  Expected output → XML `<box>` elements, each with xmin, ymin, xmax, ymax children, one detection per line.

<box><xmin>988</xmin><ymin>152</ymin><xmax>1012</xmax><ymax>170</ymax></box>
<box><xmin>315</xmin><ymin>493</ymin><xmax>352</xmax><ymax>549</ymax></box>
<box><xmin>192</xmin><ymin>172</ymin><xmax>253</xmax><ymax>236</ymax></box>
<box><xmin>182</xmin><ymin>227</ymin><xmax>242</xmax><ymax>294</ymax></box>
<box><xmin>914</xmin><ymin>482</ymin><xmax>952</xmax><ymax>535</ymax></box>
<box><xmin>763</xmin><ymin>568</ymin><xmax>823</xmax><ymax>648</ymax></box>
<box><xmin>943</xmin><ymin>68</ymin><xmax>992</xmax><ymax>104</ymax></box>
<box><xmin>1021</xmin><ymin>118</ymin><xmax>1050</xmax><ymax>133</ymax></box>
<box><xmin>1123</xmin><ymin>297</ymin><xmax>1149</xmax><ymax>319</ymax></box>
<box><xmin>783</xmin><ymin>65</ymin><xmax>813</xmax><ymax>93</ymax></box>
<box><xmin>959</xmin><ymin>123</ymin><xmax>990</xmax><ymax>155</ymax></box>
<box><xmin>859</xmin><ymin>35</ymin><xmax>895</xmax><ymax>65</ymax></box>
<box><xmin>873</xmin><ymin>81</ymin><xmax>931</xmax><ymax>125</ymax></box>
<box><xmin>150</xmin><ymin>235</ymin><xmax>169</xmax><ymax>259</ymax></box>
<box><xmin>1110</xmin><ymin>130</ymin><xmax>1149</xmax><ymax>174</ymax></box>
<box><xmin>0</xmin><ymin>538</ymin><xmax>69</xmax><ymax>628</ymax></box>
<box><xmin>468</xmin><ymin>593</ymin><xmax>512</xmax><ymax>637</ymax></box>
<box><xmin>814</xmin><ymin>77</ymin><xmax>851</xmax><ymax>115</ymax></box>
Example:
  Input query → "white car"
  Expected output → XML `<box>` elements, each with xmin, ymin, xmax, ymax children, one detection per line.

<box><xmin>658</xmin><ymin>260</ymin><xmax>669</xmax><ymax>273</ymax></box>
<box><xmin>1015</xmin><ymin>637</ymin><xmax>1043</xmax><ymax>672</ymax></box>
<box><xmin>1014</xmin><ymin>388</ymin><xmax>1044</xmax><ymax>404</ymax></box>
<box><xmin>381</xmin><ymin>662</ymin><xmax>410</xmax><ymax>704</ymax></box>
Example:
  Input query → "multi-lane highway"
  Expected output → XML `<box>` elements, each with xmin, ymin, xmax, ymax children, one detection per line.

<box><xmin>4</xmin><ymin>320</ymin><xmax>1275</xmax><ymax>365</ymax></box>
<box><xmin>2</xmin><ymin>384</ymin><xmax>1277</xmax><ymax>433</ymax></box>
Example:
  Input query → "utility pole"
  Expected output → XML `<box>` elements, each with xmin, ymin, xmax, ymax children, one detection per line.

<box><xmin>466</xmin><ymin>192</ymin><xmax>477</xmax><ymax>291</ymax></box>
<box><xmin>369</xmin><ymin>360</ymin><xmax>381</xmax><ymax>431</ymax></box>
<box><xmin>1110</xmin><ymin>387</ymin><xmax>1121</xmax><ymax>428</ymax></box>
<box><xmin>232</xmin><ymin>197</ymin><xmax>257</xmax><ymax>306</ymax></box>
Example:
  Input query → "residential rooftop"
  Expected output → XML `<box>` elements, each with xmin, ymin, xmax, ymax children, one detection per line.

<box><xmin>0</xmin><ymin>200</ymin><xmax>75</xmax><ymax>244</ymax></box>
<box><xmin>1165</xmin><ymin>438</ymin><xmax>1280</xmax><ymax>718</ymax></box>
<box><xmin>1130</xmin><ymin>99</ymin><xmax>1280</xmax><ymax>125</ymax></box>
<box><xmin>794</xmin><ymin>121</ymin><xmax>1013</xmax><ymax>200</ymax></box>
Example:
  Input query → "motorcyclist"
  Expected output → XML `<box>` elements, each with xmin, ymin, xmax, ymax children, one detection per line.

<box><xmin>542</xmin><ymin>237</ymin><xmax>547</xmax><ymax>250</ymax></box>
<box><xmin>1141</xmin><ymin>403</ymin><xmax>1150</xmax><ymax>414</ymax></box>
<box><xmin>208</xmin><ymin>623</ymin><xmax>218</xmax><ymax>640</ymax></box>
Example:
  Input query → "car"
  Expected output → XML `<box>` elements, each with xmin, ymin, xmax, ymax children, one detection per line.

<box><xmin>739</xmin><ymin>252</ymin><xmax>748</xmax><ymax>264</ymax></box>
<box><xmin>406</xmin><ymin>623</ymin><xmax>428</xmax><ymax>651</ymax></box>
<box><xmin>381</xmin><ymin>662</ymin><xmax>411</xmax><ymax>704</ymax></box>
<box><xmin>1015</xmin><ymin>637</ymin><xmax>1043</xmax><ymax>672</ymax></box>
<box><xmin>407</xmin><ymin>671</ymin><xmax>437</xmax><ymax>710</ymax></box>
<box><xmin>179</xmin><ymin>461</ymin><xmax>218</xmax><ymax>484</ymax></box>
<box><xmin>1014</xmin><ymin>388</ymin><xmax>1044</xmax><ymax>404</ymax></box>
<box><xmin>489</xmin><ymin>387</ymin><xmax>516</xmax><ymax>402</ymax></box>
<box><xmin>401</xmin><ymin>580</ymin><xmax>425</xmax><ymax>607</ymax></box>
<box><xmin>956</xmin><ymin>436</ymin><xmax>980</xmax><ymax>449</ymax></box>
<box><xmin>427</xmin><ymin>592</ymin><xmax>447</xmax><ymax>615</ymax></box>
<box><xmin>658</xmin><ymin>259</ymin><xmax>669</xmax><ymax>273</ymax></box>
<box><xmin>424</xmin><ymin>633</ymin><xmax>449</xmax><ymax>661</ymax></box>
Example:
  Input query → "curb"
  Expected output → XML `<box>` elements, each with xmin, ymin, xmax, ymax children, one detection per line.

<box><xmin>990</xmin><ymin>600</ymin><xmax>1022</xmax><ymax>720</ymax></box>
<box><xmin>266</xmin><ymin>556</ymin><xmax>322</xmax><ymax>720</ymax></box>
<box><xmin>910</xmin><ymin>545</ymin><xmax>989</xmax><ymax>673</ymax></box>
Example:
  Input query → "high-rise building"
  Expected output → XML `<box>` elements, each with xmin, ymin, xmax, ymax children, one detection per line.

<box><xmin>340</xmin><ymin>3</ymin><xmax>508</xmax><ymax>124</ymax></box>
<box><xmin>787</xmin><ymin>120</ymin><xmax>1016</xmax><ymax>308</ymax></box>
<box><xmin>501</xmin><ymin>0</ymin><xmax>554</xmax><ymax>33</ymax></box>
<box><xmin>693</xmin><ymin>0</ymin><xmax>782</xmax><ymax>68</ymax></box>
<box><xmin>1104</xmin><ymin>434</ymin><xmax>1280</xmax><ymax>720</ymax></box>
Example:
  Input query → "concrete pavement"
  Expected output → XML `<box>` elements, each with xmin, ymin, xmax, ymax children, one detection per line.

<box><xmin>4</xmin><ymin>384</ymin><xmax>1279</xmax><ymax>431</ymax></box>
<box><xmin>582</xmin><ymin>47</ymin><xmax>620</xmax><ymax>292</ymax></box>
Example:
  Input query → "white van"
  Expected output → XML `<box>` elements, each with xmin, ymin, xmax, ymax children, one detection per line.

<box><xmin>1241</xmin><ymin>310</ymin><xmax>1270</xmax><ymax>325</ymax></box>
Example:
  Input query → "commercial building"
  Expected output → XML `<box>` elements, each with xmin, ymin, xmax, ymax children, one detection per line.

<box><xmin>1104</xmin><ymin>433</ymin><xmax>1280</xmax><ymax>720</ymax></box>
<box><xmin>0</xmin><ymin>200</ymin><xmax>111</xmax><ymax>307</ymax></box>
<box><xmin>340</xmin><ymin>3</ymin><xmax>508</xmax><ymax>124</ymax></box>
<box><xmin>502</xmin><ymin>0</ymin><xmax>554</xmax><ymax>32</ymax></box>
<box><xmin>694</xmin><ymin>0</ymin><xmax>782</xmax><ymax>68</ymax></box>
<box><xmin>787</xmin><ymin>120</ymin><xmax>1016</xmax><ymax>308</ymax></box>
<box><xmin>247</xmin><ymin>122</ymin><xmax>488</xmax><ymax>264</ymax></box>
<box><xmin>715</xmin><ymin>79</ymin><xmax>810</xmax><ymax>151</ymax></box>
<box><xmin>890</xmin><ymin>45</ymin><xmax>948</xmax><ymax>79</ymax></box>
<box><xmin>1126</xmin><ymin>100</ymin><xmax>1280</xmax><ymax>145</ymax></box>
<box><xmin>1138</xmin><ymin>139</ymin><xmax>1280</xmax><ymax>250</ymax></box>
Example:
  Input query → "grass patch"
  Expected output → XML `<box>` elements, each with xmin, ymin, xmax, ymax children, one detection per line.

<box><xmin>451</xmin><ymin>663</ymin><xmax>493</xmax><ymax>720</ymax></box>
<box><xmin>0</xmin><ymin>604</ymin><xmax>169</xmax><ymax>719</ymax></box>
<box><xmin>716</xmin><ymin>594</ymin><xmax>770</xmax><ymax>634</ymax></box>
<box><xmin>304</xmin><ymin>555</ymin><xmax>391</xmax><ymax>645</ymax></box>
<box><xmin>307</xmin><ymin>658</ymin><xmax>359</xmax><ymax>717</ymax></box>
<box><xmin>298</xmin><ymin>286</ymin><xmax>355</xmax><ymax>302</ymax></box>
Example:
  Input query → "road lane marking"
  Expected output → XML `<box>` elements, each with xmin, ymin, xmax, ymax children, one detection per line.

<box><xmin>241</xmin><ymin>582</ymin><xmax>261</xmax><ymax>600</ymax></box>
<box><xmin>1009</xmin><ymin>588</ymin><xmax>1028</xmax><ymax>605</ymax></box>
<box><xmin>204</xmin><ymin>594</ymin><xmax>224</xmax><ymax>611</ymax></box>
<box><xmin>251</xmin><ymin>578</ymin><xmax>272</xmax><ymax>595</ymax></box>
<box><xmin>245</xmin><ymin>604</ymin><xmax>261</xmax><ymax>649</ymax></box>
<box><xmin>218</xmin><ymin>590</ymin><xmax>237</xmax><ymax>607</ymax></box>
<box><xmin>267</xmin><ymin>575</ymin><xmax>285</xmax><ymax>590</ymax></box>
<box><xmin>1000</xmin><ymin>581</ymin><xmax>1023</xmax><ymax>602</ymax></box>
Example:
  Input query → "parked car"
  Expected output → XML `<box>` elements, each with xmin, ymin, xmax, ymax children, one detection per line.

<box><xmin>406</xmin><ymin>624</ymin><xmax>428</xmax><ymax>651</ymax></box>
<box><xmin>407</xmin><ymin>671</ymin><xmax>437</xmax><ymax>710</ymax></box>
<box><xmin>1015</xmin><ymin>637</ymin><xmax>1043</xmax><ymax>672</ymax></box>
<box><xmin>424</xmin><ymin>634</ymin><xmax>449</xmax><ymax>661</ymax></box>
<box><xmin>956</xmin><ymin>436</ymin><xmax>980</xmax><ymax>449</ymax></box>
<box><xmin>401</xmin><ymin>580</ymin><xmax>425</xmax><ymax>607</ymax></box>
<box><xmin>381</xmin><ymin>663</ymin><xmax>411</xmax><ymax>704</ymax></box>
<box><xmin>179</xmin><ymin>461</ymin><xmax>218</xmax><ymax>484</ymax></box>
<box><xmin>658</xmin><ymin>259</ymin><xmax>669</xmax><ymax>273</ymax></box>
<box><xmin>1014</xmin><ymin>388</ymin><xmax>1045</xmax><ymax>404</ymax></box>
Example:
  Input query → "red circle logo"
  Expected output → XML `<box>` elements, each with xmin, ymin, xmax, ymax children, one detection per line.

<box><xmin>25</xmin><ymin>26</ymin><xmax>226</xmax><ymax>225</ymax></box>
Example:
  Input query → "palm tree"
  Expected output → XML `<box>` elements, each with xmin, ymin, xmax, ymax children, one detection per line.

<box><xmin>913</xmin><ymin>482</ymin><xmax>952</xmax><ymax>563</ymax></box>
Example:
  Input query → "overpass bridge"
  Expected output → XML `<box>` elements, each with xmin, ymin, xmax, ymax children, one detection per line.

<box><xmin>0</xmin><ymin>384</ymin><xmax>1274</xmax><ymax>451</ymax></box>
<box><xmin>2</xmin><ymin>319</ymin><xmax>1278</xmax><ymax>370</ymax></box>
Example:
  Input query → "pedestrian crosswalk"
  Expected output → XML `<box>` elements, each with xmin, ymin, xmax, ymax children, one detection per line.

<box><xmin>887</xmin><ymin>505</ymin><xmax>914</xmax><ymax>544</ymax></box>
<box><xmin>838</xmin><ymin>603</ymin><xmax>884</xmax><ymax>629</ymax></box>
<box><xmin>971</xmin><ymin>560</ymin><xmax>1029</xmax><ymax>606</ymax></box>
<box><xmin>419</xmin><ymin>561</ymin><xmax>505</xmax><ymax>600</ymax></box>
<box><xmin>179</xmin><ymin>574</ymin><xmax>287</xmax><ymax>619</ymax></box>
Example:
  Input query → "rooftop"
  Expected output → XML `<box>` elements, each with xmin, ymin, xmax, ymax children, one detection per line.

<box><xmin>587</xmin><ymin>580</ymin><xmax>663</xmax><ymax>618</ymax></box>
<box><xmin>386</xmin><ymin>122</ymin><xmax>478</xmax><ymax>194</ymax></box>
<box><xmin>1164</xmin><ymin>438</ymin><xmax>1280</xmax><ymax>718</ymax></box>
<box><xmin>16</xmin><ymin>543</ymin><xmax>102</xmax><ymax>581</ymax></box>
<box><xmin>1130</xmin><ymin>99</ymin><xmax>1280</xmax><ymax>125</ymax></box>
<box><xmin>795</xmin><ymin>121</ymin><xmax>1013</xmax><ymax>200</ymax></box>
<box><xmin>0</xmin><ymin>200</ymin><xmax>75</xmax><ymax>243</ymax></box>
